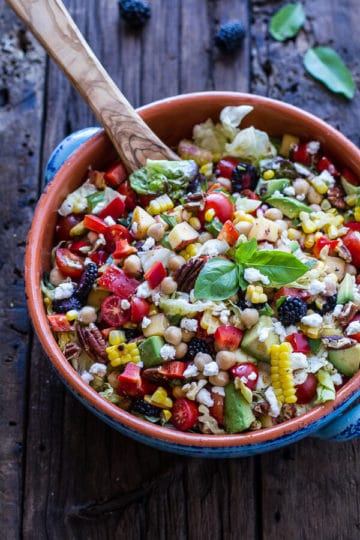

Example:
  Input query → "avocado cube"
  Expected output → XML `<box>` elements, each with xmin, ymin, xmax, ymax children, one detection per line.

<box><xmin>241</xmin><ymin>316</ymin><xmax>279</xmax><ymax>362</ymax></box>
<box><xmin>224</xmin><ymin>382</ymin><xmax>255</xmax><ymax>433</ymax></box>
<box><xmin>138</xmin><ymin>336</ymin><xmax>165</xmax><ymax>368</ymax></box>
<box><xmin>328</xmin><ymin>344</ymin><xmax>360</xmax><ymax>377</ymax></box>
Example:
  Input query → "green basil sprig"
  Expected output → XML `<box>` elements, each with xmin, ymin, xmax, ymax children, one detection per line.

<box><xmin>194</xmin><ymin>240</ymin><xmax>309</xmax><ymax>301</ymax></box>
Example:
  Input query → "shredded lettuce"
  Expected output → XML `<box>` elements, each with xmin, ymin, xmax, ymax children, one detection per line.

<box><xmin>129</xmin><ymin>159</ymin><xmax>198</xmax><ymax>199</ymax></box>
<box><xmin>225</xmin><ymin>126</ymin><xmax>276</xmax><ymax>161</ymax></box>
<box><xmin>315</xmin><ymin>368</ymin><xmax>336</xmax><ymax>404</ymax></box>
<box><xmin>220</xmin><ymin>105</ymin><xmax>253</xmax><ymax>138</ymax></box>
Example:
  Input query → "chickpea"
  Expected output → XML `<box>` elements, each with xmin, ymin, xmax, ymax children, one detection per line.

<box><xmin>307</xmin><ymin>186</ymin><xmax>323</xmax><ymax>205</ymax></box>
<box><xmin>108</xmin><ymin>370</ymin><xmax>121</xmax><ymax>389</ymax></box>
<box><xmin>209</xmin><ymin>371</ymin><xmax>230</xmax><ymax>387</ymax></box>
<box><xmin>78</xmin><ymin>306</ymin><xmax>97</xmax><ymax>324</ymax></box>
<box><xmin>173</xmin><ymin>385</ymin><xmax>186</xmax><ymax>398</ymax></box>
<box><xmin>240</xmin><ymin>308</ymin><xmax>259</xmax><ymax>329</ymax></box>
<box><xmin>293</xmin><ymin>178</ymin><xmax>310</xmax><ymax>196</ymax></box>
<box><xmin>235</xmin><ymin>221</ymin><xmax>253</xmax><ymax>235</ymax></box>
<box><xmin>147</xmin><ymin>222</ymin><xmax>165</xmax><ymax>241</ymax></box>
<box><xmin>216</xmin><ymin>350</ymin><xmax>237</xmax><ymax>370</ymax></box>
<box><xmin>160</xmin><ymin>276</ymin><xmax>178</xmax><ymax>295</ymax></box>
<box><xmin>175</xmin><ymin>342</ymin><xmax>188</xmax><ymax>359</ymax></box>
<box><xmin>49</xmin><ymin>266</ymin><xmax>66</xmax><ymax>286</ymax></box>
<box><xmin>164</xmin><ymin>326</ymin><xmax>182</xmax><ymax>346</ymax></box>
<box><xmin>168</xmin><ymin>254</ymin><xmax>186</xmax><ymax>272</ymax></box>
<box><xmin>264</xmin><ymin>208</ymin><xmax>283</xmax><ymax>221</ymax></box>
<box><xmin>123</xmin><ymin>254</ymin><xmax>142</xmax><ymax>276</ymax></box>
<box><xmin>181</xmin><ymin>329</ymin><xmax>195</xmax><ymax>342</ymax></box>
<box><xmin>345</xmin><ymin>263</ymin><xmax>357</xmax><ymax>276</ymax></box>
<box><xmin>194</xmin><ymin>352</ymin><xmax>213</xmax><ymax>371</ymax></box>
<box><xmin>275</xmin><ymin>219</ymin><xmax>289</xmax><ymax>233</ymax></box>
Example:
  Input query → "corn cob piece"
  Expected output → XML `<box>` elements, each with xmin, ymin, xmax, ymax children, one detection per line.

<box><xmin>270</xmin><ymin>343</ymin><xmax>297</xmax><ymax>404</ymax></box>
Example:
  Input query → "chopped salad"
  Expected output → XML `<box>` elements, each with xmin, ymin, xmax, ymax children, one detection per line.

<box><xmin>42</xmin><ymin>105</ymin><xmax>360</xmax><ymax>434</ymax></box>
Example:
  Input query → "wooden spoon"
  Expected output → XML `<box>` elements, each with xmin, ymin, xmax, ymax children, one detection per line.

<box><xmin>6</xmin><ymin>0</ymin><xmax>178</xmax><ymax>171</ymax></box>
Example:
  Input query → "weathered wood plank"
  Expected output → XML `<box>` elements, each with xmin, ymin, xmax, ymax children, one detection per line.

<box><xmin>251</xmin><ymin>1</ymin><xmax>360</xmax><ymax>538</ymax></box>
<box><xmin>0</xmin><ymin>2</ymin><xmax>45</xmax><ymax>537</ymax></box>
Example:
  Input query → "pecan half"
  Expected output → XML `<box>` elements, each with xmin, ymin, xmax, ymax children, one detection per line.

<box><xmin>336</xmin><ymin>302</ymin><xmax>360</xmax><ymax>327</ymax></box>
<box><xmin>63</xmin><ymin>342</ymin><xmax>82</xmax><ymax>362</ymax></box>
<box><xmin>335</xmin><ymin>243</ymin><xmax>352</xmax><ymax>263</ymax></box>
<box><xmin>321</xmin><ymin>335</ymin><xmax>357</xmax><ymax>350</ymax></box>
<box><xmin>276</xmin><ymin>403</ymin><xmax>297</xmax><ymax>423</ymax></box>
<box><xmin>175</xmin><ymin>258</ymin><xmax>206</xmax><ymax>293</ymax></box>
<box><xmin>253</xmin><ymin>401</ymin><xmax>270</xmax><ymax>417</ymax></box>
<box><xmin>327</xmin><ymin>186</ymin><xmax>347</xmax><ymax>210</ymax></box>
<box><xmin>183</xmin><ymin>192</ymin><xmax>205</xmax><ymax>212</ymax></box>
<box><xmin>76</xmin><ymin>324</ymin><xmax>108</xmax><ymax>363</ymax></box>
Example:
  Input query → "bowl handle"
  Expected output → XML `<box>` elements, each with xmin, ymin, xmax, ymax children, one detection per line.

<box><xmin>312</xmin><ymin>402</ymin><xmax>360</xmax><ymax>441</ymax></box>
<box><xmin>45</xmin><ymin>127</ymin><xmax>101</xmax><ymax>184</ymax></box>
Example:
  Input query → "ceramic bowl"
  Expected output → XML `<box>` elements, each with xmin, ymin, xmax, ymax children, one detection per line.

<box><xmin>25</xmin><ymin>92</ymin><xmax>360</xmax><ymax>457</ymax></box>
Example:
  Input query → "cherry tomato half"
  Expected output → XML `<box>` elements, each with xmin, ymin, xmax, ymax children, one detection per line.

<box><xmin>209</xmin><ymin>391</ymin><xmax>224</xmax><ymax>426</ymax></box>
<box><xmin>295</xmin><ymin>374</ymin><xmax>318</xmax><ymax>404</ymax></box>
<box><xmin>55</xmin><ymin>247</ymin><xmax>85</xmax><ymax>279</ymax></box>
<box><xmin>130</xmin><ymin>296</ymin><xmax>150</xmax><ymax>323</ymax></box>
<box><xmin>230</xmin><ymin>363</ymin><xmax>259</xmax><ymax>390</ymax></box>
<box><xmin>171</xmin><ymin>398</ymin><xmax>199</xmax><ymax>431</ymax></box>
<box><xmin>215</xmin><ymin>156</ymin><xmax>240</xmax><ymax>179</ymax></box>
<box><xmin>104</xmin><ymin>223</ymin><xmax>132</xmax><ymax>252</ymax></box>
<box><xmin>100</xmin><ymin>295</ymin><xmax>131</xmax><ymax>326</ymax></box>
<box><xmin>342</xmin><ymin>230</ymin><xmax>360</xmax><ymax>267</ymax></box>
<box><xmin>199</xmin><ymin>192</ymin><xmax>234</xmax><ymax>223</ymax></box>
<box><xmin>55</xmin><ymin>214</ymin><xmax>83</xmax><ymax>241</ymax></box>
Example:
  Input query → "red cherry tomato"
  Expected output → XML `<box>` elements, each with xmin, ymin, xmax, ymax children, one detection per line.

<box><xmin>130</xmin><ymin>296</ymin><xmax>150</xmax><ymax>323</ymax></box>
<box><xmin>342</xmin><ymin>230</ymin><xmax>360</xmax><ymax>267</ymax></box>
<box><xmin>209</xmin><ymin>391</ymin><xmax>224</xmax><ymax>426</ymax></box>
<box><xmin>100</xmin><ymin>295</ymin><xmax>131</xmax><ymax>326</ymax></box>
<box><xmin>295</xmin><ymin>373</ymin><xmax>318</xmax><ymax>404</ymax></box>
<box><xmin>104</xmin><ymin>223</ymin><xmax>132</xmax><ymax>252</ymax></box>
<box><xmin>341</xmin><ymin>167</ymin><xmax>359</xmax><ymax>186</ymax></box>
<box><xmin>345</xmin><ymin>222</ymin><xmax>360</xmax><ymax>232</ymax></box>
<box><xmin>158</xmin><ymin>361</ymin><xmax>187</xmax><ymax>379</ymax></box>
<box><xmin>230</xmin><ymin>363</ymin><xmax>259</xmax><ymax>390</ymax></box>
<box><xmin>89</xmin><ymin>249</ymin><xmax>109</xmax><ymax>266</ymax></box>
<box><xmin>285</xmin><ymin>333</ymin><xmax>310</xmax><ymax>354</ymax></box>
<box><xmin>104</xmin><ymin>162</ymin><xmax>127</xmax><ymax>188</ymax></box>
<box><xmin>55</xmin><ymin>247</ymin><xmax>84</xmax><ymax>278</ymax></box>
<box><xmin>317</xmin><ymin>156</ymin><xmax>339</xmax><ymax>176</ymax></box>
<box><xmin>273</xmin><ymin>287</ymin><xmax>312</xmax><ymax>303</ymax></box>
<box><xmin>55</xmin><ymin>214</ymin><xmax>82</xmax><ymax>241</ymax></box>
<box><xmin>215</xmin><ymin>156</ymin><xmax>240</xmax><ymax>179</ymax></box>
<box><xmin>98</xmin><ymin>264</ymin><xmax>140</xmax><ymax>299</ymax></box>
<box><xmin>117</xmin><ymin>180</ymin><xmax>137</xmax><ymax>210</ymax></box>
<box><xmin>199</xmin><ymin>192</ymin><xmax>234</xmax><ymax>223</ymax></box>
<box><xmin>214</xmin><ymin>326</ymin><xmax>243</xmax><ymax>350</ymax></box>
<box><xmin>347</xmin><ymin>314</ymin><xmax>360</xmax><ymax>342</ymax></box>
<box><xmin>171</xmin><ymin>398</ymin><xmax>199</xmax><ymax>431</ymax></box>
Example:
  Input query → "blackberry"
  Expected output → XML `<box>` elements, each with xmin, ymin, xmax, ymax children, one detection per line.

<box><xmin>124</xmin><ymin>328</ymin><xmax>141</xmax><ymax>341</ymax></box>
<box><xmin>52</xmin><ymin>296</ymin><xmax>82</xmax><ymax>314</ymax></box>
<box><xmin>132</xmin><ymin>398</ymin><xmax>160</xmax><ymax>417</ymax></box>
<box><xmin>311</xmin><ymin>294</ymin><xmax>337</xmax><ymax>315</ymax></box>
<box><xmin>215</xmin><ymin>21</ymin><xmax>246</xmax><ymax>53</ymax></box>
<box><xmin>118</xmin><ymin>0</ymin><xmax>151</xmax><ymax>28</ymax></box>
<box><xmin>231</xmin><ymin>163</ymin><xmax>259</xmax><ymax>192</ymax></box>
<box><xmin>187</xmin><ymin>338</ymin><xmax>212</xmax><ymax>360</ymax></box>
<box><xmin>74</xmin><ymin>263</ymin><xmax>98</xmax><ymax>302</ymax></box>
<box><xmin>278</xmin><ymin>297</ymin><xmax>308</xmax><ymax>326</ymax></box>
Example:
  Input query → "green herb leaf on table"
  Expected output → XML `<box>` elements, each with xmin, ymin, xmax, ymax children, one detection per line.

<box><xmin>303</xmin><ymin>47</ymin><xmax>356</xmax><ymax>100</ymax></box>
<box><xmin>194</xmin><ymin>258</ymin><xmax>239</xmax><ymax>301</ymax></box>
<box><xmin>269</xmin><ymin>2</ymin><xmax>305</xmax><ymax>41</ymax></box>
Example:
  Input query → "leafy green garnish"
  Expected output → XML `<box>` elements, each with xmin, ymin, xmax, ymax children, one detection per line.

<box><xmin>241</xmin><ymin>249</ymin><xmax>309</xmax><ymax>287</ymax></box>
<box><xmin>129</xmin><ymin>159</ymin><xmax>198</xmax><ymax>199</ymax></box>
<box><xmin>194</xmin><ymin>258</ymin><xmax>239</xmax><ymax>301</ymax></box>
<box><xmin>308</xmin><ymin>338</ymin><xmax>322</xmax><ymax>355</ymax></box>
<box><xmin>269</xmin><ymin>3</ymin><xmax>305</xmax><ymax>41</ymax></box>
<box><xmin>160</xmin><ymin>214</ymin><xmax>178</xmax><ymax>229</ymax></box>
<box><xmin>303</xmin><ymin>47</ymin><xmax>356</xmax><ymax>100</ymax></box>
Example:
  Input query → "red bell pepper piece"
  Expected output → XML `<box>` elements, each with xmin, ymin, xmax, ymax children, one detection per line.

<box><xmin>313</xmin><ymin>236</ymin><xmax>339</xmax><ymax>258</ymax></box>
<box><xmin>214</xmin><ymin>326</ymin><xmax>243</xmax><ymax>350</ymax></box>
<box><xmin>341</xmin><ymin>167</ymin><xmax>359</xmax><ymax>187</ymax></box>
<box><xmin>215</xmin><ymin>156</ymin><xmax>240</xmax><ymax>179</ymax></box>
<box><xmin>104</xmin><ymin>162</ymin><xmax>127</xmax><ymax>188</ymax></box>
<box><xmin>103</xmin><ymin>223</ymin><xmax>132</xmax><ymax>252</ymax></box>
<box><xmin>285</xmin><ymin>333</ymin><xmax>310</xmax><ymax>354</ymax></box>
<box><xmin>117</xmin><ymin>180</ymin><xmax>137</xmax><ymax>210</ymax></box>
<box><xmin>98</xmin><ymin>264</ymin><xmax>140</xmax><ymax>299</ymax></box>
<box><xmin>47</xmin><ymin>314</ymin><xmax>72</xmax><ymax>332</ymax></box>
<box><xmin>144</xmin><ymin>261</ymin><xmax>167</xmax><ymax>289</ymax></box>
<box><xmin>218</xmin><ymin>220</ymin><xmax>240</xmax><ymax>246</ymax></box>
<box><xmin>345</xmin><ymin>222</ymin><xmax>360</xmax><ymax>232</ymax></box>
<box><xmin>158</xmin><ymin>361</ymin><xmax>187</xmax><ymax>379</ymax></box>
<box><xmin>117</xmin><ymin>362</ymin><xmax>149</xmax><ymax>397</ymax></box>
<box><xmin>98</xmin><ymin>196</ymin><xmax>125</xmax><ymax>220</ymax></box>
<box><xmin>317</xmin><ymin>156</ymin><xmax>339</xmax><ymax>176</ymax></box>
<box><xmin>70</xmin><ymin>239</ymin><xmax>90</xmax><ymax>254</ymax></box>
<box><xmin>112</xmin><ymin>239</ymin><xmax>137</xmax><ymax>259</ymax></box>
<box><xmin>89</xmin><ymin>249</ymin><xmax>109</xmax><ymax>266</ymax></box>
<box><xmin>83</xmin><ymin>214</ymin><xmax>108</xmax><ymax>234</ymax></box>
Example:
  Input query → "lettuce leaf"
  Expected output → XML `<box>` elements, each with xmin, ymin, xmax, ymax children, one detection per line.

<box><xmin>225</xmin><ymin>126</ymin><xmax>276</xmax><ymax>161</ymax></box>
<box><xmin>315</xmin><ymin>369</ymin><xmax>336</xmax><ymax>404</ymax></box>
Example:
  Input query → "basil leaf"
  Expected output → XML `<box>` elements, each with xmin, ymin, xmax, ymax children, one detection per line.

<box><xmin>242</xmin><ymin>250</ymin><xmax>309</xmax><ymax>286</ymax></box>
<box><xmin>269</xmin><ymin>2</ymin><xmax>305</xmax><ymax>41</ymax></box>
<box><xmin>194</xmin><ymin>258</ymin><xmax>239</xmax><ymax>300</ymax></box>
<box><xmin>303</xmin><ymin>47</ymin><xmax>355</xmax><ymax>100</ymax></box>
<box><xmin>235</xmin><ymin>238</ymin><xmax>257</xmax><ymax>264</ymax></box>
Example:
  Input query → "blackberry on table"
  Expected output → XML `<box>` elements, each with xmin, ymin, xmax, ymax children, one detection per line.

<box><xmin>118</xmin><ymin>0</ymin><xmax>151</xmax><ymax>28</ymax></box>
<box><xmin>311</xmin><ymin>294</ymin><xmax>337</xmax><ymax>315</ymax></box>
<box><xmin>132</xmin><ymin>398</ymin><xmax>160</xmax><ymax>417</ymax></box>
<box><xmin>231</xmin><ymin>163</ymin><xmax>259</xmax><ymax>192</ymax></box>
<box><xmin>187</xmin><ymin>338</ymin><xmax>212</xmax><ymax>360</ymax></box>
<box><xmin>74</xmin><ymin>263</ymin><xmax>98</xmax><ymax>302</ymax></box>
<box><xmin>215</xmin><ymin>21</ymin><xmax>246</xmax><ymax>53</ymax></box>
<box><xmin>278</xmin><ymin>297</ymin><xmax>308</xmax><ymax>326</ymax></box>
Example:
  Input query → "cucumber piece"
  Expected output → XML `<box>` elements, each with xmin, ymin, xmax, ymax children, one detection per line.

<box><xmin>267</xmin><ymin>196</ymin><xmax>312</xmax><ymax>219</ymax></box>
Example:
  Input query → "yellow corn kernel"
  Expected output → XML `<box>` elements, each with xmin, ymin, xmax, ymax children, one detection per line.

<box><xmin>66</xmin><ymin>310</ymin><xmax>78</xmax><ymax>321</ymax></box>
<box><xmin>245</xmin><ymin>285</ymin><xmax>268</xmax><ymax>304</ymax></box>
<box><xmin>327</xmin><ymin>224</ymin><xmax>340</xmax><ymax>240</ymax></box>
<box><xmin>70</xmin><ymin>220</ymin><xmax>86</xmax><ymax>237</ymax></box>
<box><xmin>161</xmin><ymin>409</ymin><xmax>172</xmax><ymax>423</ymax></box>
<box><xmin>122</xmin><ymin>321</ymin><xmax>138</xmax><ymax>329</ymax></box>
<box><xmin>145</xmin><ymin>387</ymin><xmax>173</xmax><ymax>409</ymax></box>
<box><xmin>354</xmin><ymin>207</ymin><xmax>360</xmax><ymax>221</ymax></box>
<box><xmin>200</xmin><ymin>310</ymin><xmax>220</xmax><ymax>334</ymax></box>
<box><xmin>270</xmin><ymin>343</ymin><xmax>297</xmax><ymax>405</ymax></box>
<box><xmin>189</xmin><ymin>217</ymin><xmax>201</xmax><ymax>230</ymax></box>
<box><xmin>148</xmin><ymin>303</ymin><xmax>158</xmax><ymax>316</ymax></box>
<box><xmin>107</xmin><ymin>342</ymin><xmax>140</xmax><ymax>367</ymax></box>
<box><xmin>303</xmin><ymin>234</ymin><xmax>315</xmax><ymax>249</ymax></box>
<box><xmin>233</xmin><ymin>210</ymin><xmax>255</xmax><ymax>222</ymax></box>
<box><xmin>172</xmin><ymin>386</ymin><xmax>186</xmax><ymax>399</ymax></box>
<box><xmin>320</xmin><ymin>199</ymin><xmax>332</xmax><ymax>212</ymax></box>
<box><xmin>44</xmin><ymin>297</ymin><xmax>51</xmax><ymax>308</ymax></box>
<box><xmin>345</xmin><ymin>194</ymin><xmax>357</xmax><ymax>207</ymax></box>
<box><xmin>300</xmin><ymin>324</ymin><xmax>320</xmax><ymax>339</ymax></box>
<box><xmin>301</xmin><ymin>219</ymin><xmax>317</xmax><ymax>234</ymax></box>
<box><xmin>147</xmin><ymin>194</ymin><xmax>174</xmax><ymax>216</ymax></box>
<box><xmin>108</xmin><ymin>330</ymin><xmax>126</xmax><ymax>346</ymax></box>
<box><xmin>311</xmin><ymin>177</ymin><xmax>328</xmax><ymax>195</ymax></box>
<box><xmin>180</xmin><ymin>242</ymin><xmax>201</xmax><ymax>260</ymax></box>
<box><xmin>204</xmin><ymin>208</ymin><xmax>216</xmax><ymax>222</ymax></box>
<box><xmin>287</xmin><ymin>228</ymin><xmax>302</xmax><ymax>240</ymax></box>
<box><xmin>263</xmin><ymin>169</ymin><xmax>275</xmax><ymax>180</ymax></box>
<box><xmin>199</xmin><ymin>162</ymin><xmax>213</xmax><ymax>177</ymax></box>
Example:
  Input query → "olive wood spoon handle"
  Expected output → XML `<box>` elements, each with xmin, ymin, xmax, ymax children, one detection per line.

<box><xmin>6</xmin><ymin>0</ymin><xmax>178</xmax><ymax>171</ymax></box>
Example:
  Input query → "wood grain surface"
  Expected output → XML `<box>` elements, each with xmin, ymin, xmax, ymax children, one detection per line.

<box><xmin>1</xmin><ymin>1</ymin><xmax>359</xmax><ymax>539</ymax></box>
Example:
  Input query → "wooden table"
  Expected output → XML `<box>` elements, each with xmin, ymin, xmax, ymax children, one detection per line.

<box><xmin>1</xmin><ymin>1</ymin><xmax>360</xmax><ymax>538</ymax></box>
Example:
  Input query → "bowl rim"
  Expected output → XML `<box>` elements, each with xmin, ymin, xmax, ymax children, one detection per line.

<box><xmin>25</xmin><ymin>91</ymin><xmax>360</xmax><ymax>448</ymax></box>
